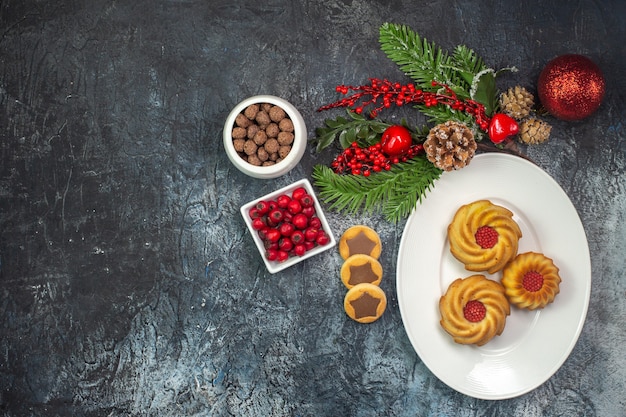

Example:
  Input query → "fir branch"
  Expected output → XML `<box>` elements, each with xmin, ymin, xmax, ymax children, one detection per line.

<box><xmin>312</xmin><ymin>156</ymin><xmax>442</xmax><ymax>223</ymax></box>
<box><xmin>450</xmin><ymin>45</ymin><xmax>488</xmax><ymax>83</ymax></box>
<box><xmin>379</xmin><ymin>23</ymin><xmax>488</xmax><ymax>98</ymax></box>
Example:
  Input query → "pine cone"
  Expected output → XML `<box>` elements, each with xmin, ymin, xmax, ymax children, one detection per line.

<box><xmin>424</xmin><ymin>121</ymin><xmax>477</xmax><ymax>171</ymax></box>
<box><xmin>519</xmin><ymin>118</ymin><xmax>552</xmax><ymax>144</ymax></box>
<box><xmin>499</xmin><ymin>86</ymin><xmax>534</xmax><ymax>120</ymax></box>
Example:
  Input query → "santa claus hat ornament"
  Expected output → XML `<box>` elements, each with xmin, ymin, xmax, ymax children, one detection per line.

<box><xmin>537</xmin><ymin>54</ymin><xmax>606</xmax><ymax>121</ymax></box>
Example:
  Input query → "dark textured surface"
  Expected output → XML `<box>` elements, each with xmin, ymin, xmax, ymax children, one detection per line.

<box><xmin>1</xmin><ymin>0</ymin><xmax>625</xmax><ymax>415</ymax></box>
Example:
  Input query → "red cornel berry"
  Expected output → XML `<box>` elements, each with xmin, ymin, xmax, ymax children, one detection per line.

<box><xmin>463</xmin><ymin>300</ymin><xmax>487</xmax><ymax>322</ymax></box>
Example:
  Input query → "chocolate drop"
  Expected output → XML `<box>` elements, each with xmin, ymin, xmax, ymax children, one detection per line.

<box><xmin>348</xmin><ymin>263</ymin><xmax>378</xmax><ymax>286</ymax></box>
<box><xmin>346</xmin><ymin>231</ymin><xmax>377</xmax><ymax>257</ymax></box>
<box><xmin>350</xmin><ymin>292</ymin><xmax>380</xmax><ymax>319</ymax></box>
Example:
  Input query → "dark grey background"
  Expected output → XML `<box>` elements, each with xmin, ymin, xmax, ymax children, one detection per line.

<box><xmin>1</xmin><ymin>0</ymin><xmax>624</xmax><ymax>416</ymax></box>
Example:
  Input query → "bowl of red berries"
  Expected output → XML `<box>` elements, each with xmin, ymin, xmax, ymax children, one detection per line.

<box><xmin>240</xmin><ymin>179</ymin><xmax>336</xmax><ymax>273</ymax></box>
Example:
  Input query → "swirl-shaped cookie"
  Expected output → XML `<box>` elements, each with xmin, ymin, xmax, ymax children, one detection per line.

<box><xmin>448</xmin><ymin>200</ymin><xmax>522</xmax><ymax>274</ymax></box>
<box><xmin>439</xmin><ymin>275</ymin><xmax>511</xmax><ymax>346</ymax></box>
<box><xmin>501</xmin><ymin>252</ymin><xmax>561</xmax><ymax>310</ymax></box>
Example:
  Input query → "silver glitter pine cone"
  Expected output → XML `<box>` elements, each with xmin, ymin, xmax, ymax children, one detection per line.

<box><xmin>424</xmin><ymin>121</ymin><xmax>477</xmax><ymax>171</ymax></box>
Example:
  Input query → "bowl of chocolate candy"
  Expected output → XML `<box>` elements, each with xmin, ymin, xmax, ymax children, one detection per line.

<box><xmin>223</xmin><ymin>95</ymin><xmax>307</xmax><ymax>179</ymax></box>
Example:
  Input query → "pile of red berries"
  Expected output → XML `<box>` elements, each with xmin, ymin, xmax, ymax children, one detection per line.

<box><xmin>331</xmin><ymin>141</ymin><xmax>424</xmax><ymax>176</ymax></box>
<box><xmin>248</xmin><ymin>186</ymin><xmax>331</xmax><ymax>262</ymax></box>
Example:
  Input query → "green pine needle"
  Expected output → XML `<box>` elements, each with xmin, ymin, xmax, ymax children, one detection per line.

<box><xmin>312</xmin><ymin>156</ymin><xmax>443</xmax><ymax>223</ymax></box>
<box><xmin>379</xmin><ymin>22</ymin><xmax>499</xmax><ymax>124</ymax></box>
<box><xmin>379</xmin><ymin>23</ymin><xmax>488</xmax><ymax>98</ymax></box>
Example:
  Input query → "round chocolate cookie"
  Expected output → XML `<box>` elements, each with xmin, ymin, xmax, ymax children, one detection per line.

<box><xmin>340</xmin><ymin>254</ymin><xmax>383</xmax><ymax>289</ymax></box>
<box><xmin>339</xmin><ymin>225</ymin><xmax>382</xmax><ymax>260</ymax></box>
<box><xmin>344</xmin><ymin>283</ymin><xmax>387</xmax><ymax>323</ymax></box>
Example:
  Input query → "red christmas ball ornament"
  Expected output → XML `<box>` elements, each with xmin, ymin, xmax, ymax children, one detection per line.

<box><xmin>381</xmin><ymin>125</ymin><xmax>412</xmax><ymax>156</ymax></box>
<box><xmin>537</xmin><ymin>54</ymin><xmax>606</xmax><ymax>121</ymax></box>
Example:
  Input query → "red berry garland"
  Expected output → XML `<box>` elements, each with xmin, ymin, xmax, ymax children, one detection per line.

<box><xmin>319</xmin><ymin>78</ymin><xmax>492</xmax><ymax>131</ymax></box>
<box><xmin>318</xmin><ymin>78</ymin><xmax>521</xmax><ymax>145</ymax></box>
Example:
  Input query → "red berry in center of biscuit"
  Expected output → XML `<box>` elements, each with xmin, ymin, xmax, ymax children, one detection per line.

<box><xmin>475</xmin><ymin>226</ymin><xmax>499</xmax><ymax>249</ymax></box>
<box><xmin>463</xmin><ymin>300</ymin><xmax>486</xmax><ymax>322</ymax></box>
<box><xmin>522</xmin><ymin>271</ymin><xmax>544</xmax><ymax>292</ymax></box>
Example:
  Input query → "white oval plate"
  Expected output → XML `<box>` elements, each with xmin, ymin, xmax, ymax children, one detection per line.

<box><xmin>396</xmin><ymin>153</ymin><xmax>591</xmax><ymax>400</ymax></box>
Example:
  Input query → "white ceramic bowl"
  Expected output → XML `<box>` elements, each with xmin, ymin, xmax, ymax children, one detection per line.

<box><xmin>223</xmin><ymin>95</ymin><xmax>307</xmax><ymax>179</ymax></box>
<box><xmin>240</xmin><ymin>179</ymin><xmax>336</xmax><ymax>274</ymax></box>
